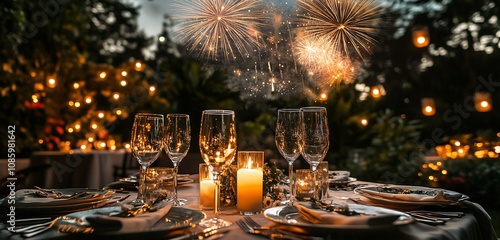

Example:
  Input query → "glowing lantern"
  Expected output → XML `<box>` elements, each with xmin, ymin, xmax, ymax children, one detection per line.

<box><xmin>421</xmin><ymin>98</ymin><xmax>436</xmax><ymax>116</ymax></box>
<box><xmin>474</xmin><ymin>92</ymin><xmax>492</xmax><ymax>112</ymax></box>
<box><xmin>412</xmin><ymin>26</ymin><xmax>430</xmax><ymax>48</ymax></box>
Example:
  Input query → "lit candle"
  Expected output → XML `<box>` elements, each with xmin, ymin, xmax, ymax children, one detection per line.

<box><xmin>200</xmin><ymin>179</ymin><xmax>215</xmax><ymax>209</ymax></box>
<box><xmin>199</xmin><ymin>163</ymin><xmax>215</xmax><ymax>209</ymax></box>
<box><xmin>237</xmin><ymin>151</ymin><xmax>264</xmax><ymax>215</ymax></box>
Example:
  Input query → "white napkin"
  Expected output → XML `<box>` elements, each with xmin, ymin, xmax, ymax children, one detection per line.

<box><xmin>85</xmin><ymin>202</ymin><xmax>173</xmax><ymax>233</ymax></box>
<box><xmin>295</xmin><ymin>204</ymin><xmax>400</xmax><ymax>226</ymax></box>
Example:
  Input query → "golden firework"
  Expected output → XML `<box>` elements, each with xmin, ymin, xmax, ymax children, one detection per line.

<box><xmin>295</xmin><ymin>35</ymin><xmax>356</xmax><ymax>87</ymax></box>
<box><xmin>297</xmin><ymin>0</ymin><xmax>383</xmax><ymax>60</ymax></box>
<box><xmin>171</xmin><ymin>0</ymin><xmax>266</xmax><ymax>62</ymax></box>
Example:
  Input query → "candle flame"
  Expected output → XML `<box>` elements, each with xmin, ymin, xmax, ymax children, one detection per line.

<box><xmin>247</xmin><ymin>157</ymin><xmax>253</xmax><ymax>169</ymax></box>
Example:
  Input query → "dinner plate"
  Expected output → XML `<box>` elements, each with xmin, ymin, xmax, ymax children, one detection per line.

<box><xmin>0</xmin><ymin>188</ymin><xmax>116</xmax><ymax>217</ymax></box>
<box><xmin>329</xmin><ymin>170</ymin><xmax>350</xmax><ymax>179</ymax></box>
<box><xmin>354</xmin><ymin>185</ymin><xmax>468</xmax><ymax>210</ymax></box>
<box><xmin>52</xmin><ymin>206</ymin><xmax>205</xmax><ymax>237</ymax></box>
<box><xmin>13</xmin><ymin>188</ymin><xmax>115</xmax><ymax>206</ymax></box>
<box><xmin>355</xmin><ymin>185</ymin><xmax>468</xmax><ymax>203</ymax></box>
<box><xmin>264</xmin><ymin>204</ymin><xmax>413</xmax><ymax>230</ymax></box>
<box><xmin>330</xmin><ymin>177</ymin><xmax>357</xmax><ymax>186</ymax></box>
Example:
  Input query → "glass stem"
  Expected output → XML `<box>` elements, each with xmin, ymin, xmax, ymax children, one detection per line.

<box><xmin>311</xmin><ymin>165</ymin><xmax>318</xmax><ymax>200</ymax></box>
<box><xmin>139</xmin><ymin>165</ymin><xmax>148</xmax><ymax>202</ymax></box>
<box><xmin>213</xmin><ymin>174</ymin><xmax>220</xmax><ymax>221</ymax></box>
<box><xmin>173</xmin><ymin>162</ymin><xmax>179</xmax><ymax>201</ymax></box>
<box><xmin>288</xmin><ymin>161</ymin><xmax>294</xmax><ymax>200</ymax></box>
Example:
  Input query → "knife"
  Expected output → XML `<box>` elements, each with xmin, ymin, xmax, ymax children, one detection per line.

<box><xmin>169</xmin><ymin>228</ymin><xmax>230</xmax><ymax>240</ymax></box>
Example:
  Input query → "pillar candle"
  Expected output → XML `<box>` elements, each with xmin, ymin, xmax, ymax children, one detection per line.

<box><xmin>237</xmin><ymin>167</ymin><xmax>263</xmax><ymax>213</ymax></box>
<box><xmin>200</xmin><ymin>179</ymin><xmax>215</xmax><ymax>209</ymax></box>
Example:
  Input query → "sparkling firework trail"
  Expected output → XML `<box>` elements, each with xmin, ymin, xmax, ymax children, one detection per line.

<box><xmin>295</xmin><ymin>35</ymin><xmax>356</xmax><ymax>87</ymax></box>
<box><xmin>297</xmin><ymin>0</ymin><xmax>382</xmax><ymax>60</ymax></box>
<box><xmin>171</xmin><ymin>0</ymin><xmax>266</xmax><ymax>62</ymax></box>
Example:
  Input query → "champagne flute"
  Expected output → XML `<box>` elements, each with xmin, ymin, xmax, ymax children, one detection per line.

<box><xmin>130</xmin><ymin>113</ymin><xmax>164</xmax><ymax>206</ymax></box>
<box><xmin>164</xmin><ymin>114</ymin><xmax>191</xmax><ymax>206</ymax></box>
<box><xmin>199</xmin><ymin>109</ymin><xmax>237</xmax><ymax>228</ymax></box>
<box><xmin>275</xmin><ymin>109</ymin><xmax>302</xmax><ymax>204</ymax></box>
<box><xmin>300</xmin><ymin>107</ymin><xmax>329</xmax><ymax>172</ymax></box>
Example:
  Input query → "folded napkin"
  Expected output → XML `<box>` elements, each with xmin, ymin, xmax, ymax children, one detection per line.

<box><xmin>357</xmin><ymin>185</ymin><xmax>464</xmax><ymax>203</ymax></box>
<box><xmin>85</xmin><ymin>202</ymin><xmax>173</xmax><ymax>233</ymax></box>
<box><xmin>295</xmin><ymin>204</ymin><xmax>401</xmax><ymax>226</ymax></box>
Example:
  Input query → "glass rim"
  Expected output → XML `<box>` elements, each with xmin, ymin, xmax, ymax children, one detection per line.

<box><xmin>135</xmin><ymin>113</ymin><xmax>164</xmax><ymax>118</ymax></box>
<box><xmin>300</xmin><ymin>106</ymin><xmax>327</xmax><ymax>112</ymax></box>
<box><xmin>166</xmin><ymin>113</ymin><xmax>189</xmax><ymax>118</ymax></box>
<box><xmin>202</xmin><ymin>109</ymin><xmax>234</xmax><ymax>115</ymax></box>
<box><xmin>278</xmin><ymin>108</ymin><xmax>301</xmax><ymax>112</ymax></box>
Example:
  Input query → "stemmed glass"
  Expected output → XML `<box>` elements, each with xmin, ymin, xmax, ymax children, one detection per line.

<box><xmin>275</xmin><ymin>109</ymin><xmax>302</xmax><ymax>205</ymax></box>
<box><xmin>164</xmin><ymin>114</ymin><xmax>191</xmax><ymax>206</ymax></box>
<box><xmin>199</xmin><ymin>110</ymin><xmax>237</xmax><ymax>228</ymax></box>
<box><xmin>300</xmin><ymin>107</ymin><xmax>329</xmax><ymax>172</ymax></box>
<box><xmin>130</xmin><ymin>113</ymin><xmax>164</xmax><ymax>206</ymax></box>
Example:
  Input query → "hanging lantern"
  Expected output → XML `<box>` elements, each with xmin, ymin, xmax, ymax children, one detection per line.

<box><xmin>412</xmin><ymin>26</ymin><xmax>430</xmax><ymax>48</ymax></box>
<box><xmin>474</xmin><ymin>92</ymin><xmax>492</xmax><ymax>112</ymax></box>
<box><xmin>421</xmin><ymin>98</ymin><xmax>436</xmax><ymax>116</ymax></box>
<box><xmin>370</xmin><ymin>85</ymin><xmax>385</xmax><ymax>98</ymax></box>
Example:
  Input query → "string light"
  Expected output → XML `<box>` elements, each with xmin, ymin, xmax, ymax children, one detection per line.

<box><xmin>98</xmin><ymin>112</ymin><xmax>105</xmax><ymax>118</ymax></box>
<box><xmin>73</xmin><ymin>82</ymin><xmax>80</xmax><ymax>89</ymax></box>
<box><xmin>88</xmin><ymin>137</ymin><xmax>94</xmax><ymax>142</ymax></box>
<box><xmin>68</xmin><ymin>101</ymin><xmax>74</xmax><ymax>106</ymax></box>
<box><xmin>113</xmin><ymin>93</ymin><xmax>120</xmax><ymax>100</ymax></box>
<box><xmin>320</xmin><ymin>93</ymin><xmax>328</xmax><ymax>101</ymax></box>
<box><xmin>85</xmin><ymin>97</ymin><xmax>92</xmax><ymax>104</ymax></box>
<box><xmin>32</xmin><ymin>95</ymin><xmax>38</xmax><ymax>103</ymax></box>
<box><xmin>47</xmin><ymin>76</ymin><xmax>56</xmax><ymax>88</ymax></box>
<box><xmin>115</xmin><ymin>109</ymin><xmax>122</xmax><ymax>115</ymax></box>
<box><xmin>360</xmin><ymin>118</ymin><xmax>368</xmax><ymax>126</ymax></box>
<box><xmin>99</xmin><ymin>72</ymin><xmax>107</xmax><ymax>79</ymax></box>
<box><xmin>120</xmin><ymin>80</ymin><xmax>127</xmax><ymax>86</ymax></box>
<box><xmin>74</xmin><ymin>123</ymin><xmax>81</xmax><ymax>131</ymax></box>
<box><xmin>68</xmin><ymin>127</ymin><xmax>74</xmax><ymax>133</ymax></box>
<box><xmin>149</xmin><ymin>86</ymin><xmax>156</xmax><ymax>92</ymax></box>
<box><xmin>91</xmin><ymin>123</ymin><xmax>98</xmax><ymax>129</ymax></box>
<box><xmin>121</xmin><ymin>71</ymin><xmax>127</xmax><ymax>77</ymax></box>
<box><xmin>38</xmin><ymin>139</ymin><xmax>44</xmax><ymax>144</ymax></box>
<box><xmin>134</xmin><ymin>61</ymin><xmax>144</xmax><ymax>71</ymax></box>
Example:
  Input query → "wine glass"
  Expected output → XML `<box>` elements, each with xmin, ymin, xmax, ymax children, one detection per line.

<box><xmin>199</xmin><ymin>109</ymin><xmax>237</xmax><ymax>228</ymax></box>
<box><xmin>164</xmin><ymin>114</ymin><xmax>191</xmax><ymax>206</ymax></box>
<box><xmin>275</xmin><ymin>109</ymin><xmax>302</xmax><ymax>204</ymax></box>
<box><xmin>130</xmin><ymin>113</ymin><xmax>164</xmax><ymax>206</ymax></box>
<box><xmin>300</xmin><ymin>107</ymin><xmax>329</xmax><ymax>172</ymax></box>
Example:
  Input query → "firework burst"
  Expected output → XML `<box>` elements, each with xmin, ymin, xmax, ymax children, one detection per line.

<box><xmin>297</xmin><ymin>0</ymin><xmax>383</xmax><ymax>60</ymax></box>
<box><xmin>171</xmin><ymin>0</ymin><xmax>266</xmax><ymax>62</ymax></box>
<box><xmin>295</xmin><ymin>35</ymin><xmax>357</xmax><ymax>87</ymax></box>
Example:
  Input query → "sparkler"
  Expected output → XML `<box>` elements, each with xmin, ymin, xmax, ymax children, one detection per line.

<box><xmin>171</xmin><ymin>0</ymin><xmax>266</xmax><ymax>62</ymax></box>
<box><xmin>297</xmin><ymin>0</ymin><xmax>383</xmax><ymax>60</ymax></box>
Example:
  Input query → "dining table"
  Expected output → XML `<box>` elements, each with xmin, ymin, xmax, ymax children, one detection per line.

<box><xmin>26</xmin><ymin>150</ymin><xmax>126</xmax><ymax>189</ymax></box>
<box><xmin>0</xmin><ymin>176</ymin><xmax>497</xmax><ymax>240</ymax></box>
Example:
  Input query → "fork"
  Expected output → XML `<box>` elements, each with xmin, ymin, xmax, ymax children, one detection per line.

<box><xmin>243</xmin><ymin>217</ymin><xmax>324</xmax><ymax>240</ymax></box>
<box><xmin>21</xmin><ymin>219</ymin><xmax>57</xmax><ymax>238</ymax></box>
<box><xmin>236</xmin><ymin>219</ymin><xmax>318</xmax><ymax>240</ymax></box>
